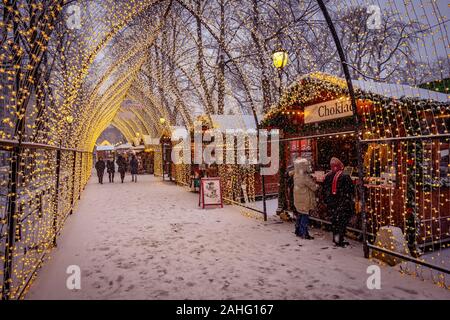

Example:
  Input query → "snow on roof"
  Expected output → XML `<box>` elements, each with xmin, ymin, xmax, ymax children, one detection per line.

<box><xmin>300</xmin><ymin>72</ymin><xmax>448</xmax><ymax>103</ymax></box>
<box><xmin>352</xmin><ymin>79</ymin><xmax>449</xmax><ymax>103</ymax></box>
<box><xmin>96</xmin><ymin>145</ymin><xmax>114</xmax><ymax>151</ymax></box>
<box><xmin>115</xmin><ymin>143</ymin><xmax>132</xmax><ymax>150</ymax></box>
<box><xmin>210</xmin><ymin>115</ymin><xmax>261</xmax><ymax>131</ymax></box>
<box><xmin>99</xmin><ymin>140</ymin><xmax>112</xmax><ymax>146</ymax></box>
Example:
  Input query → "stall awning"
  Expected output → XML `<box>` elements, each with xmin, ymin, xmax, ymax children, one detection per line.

<box><xmin>352</xmin><ymin>79</ymin><xmax>448</xmax><ymax>103</ymax></box>
<box><xmin>132</xmin><ymin>145</ymin><xmax>145</xmax><ymax>151</ymax></box>
<box><xmin>115</xmin><ymin>143</ymin><xmax>132</xmax><ymax>150</ymax></box>
<box><xmin>96</xmin><ymin>145</ymin><xmax>114</xmax><ymax>151</ymax></box>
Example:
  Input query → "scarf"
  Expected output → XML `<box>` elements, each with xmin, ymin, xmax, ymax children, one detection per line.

<box><xmin>332</xmin><ymin>170</ymin><xmax>343</xmax><ymax>195</ymax></box>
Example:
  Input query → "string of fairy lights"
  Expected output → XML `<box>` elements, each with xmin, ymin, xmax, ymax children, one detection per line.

<box><xmin>0</xmin><ymin>0</ymin><xmax>449</xmax><ymax>298</ymax></box>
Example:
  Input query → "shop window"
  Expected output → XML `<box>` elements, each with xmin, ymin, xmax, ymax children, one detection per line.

<box><xmin>364</xmin><ymin>143</ymin><xmax>396</xmax><ymax>185</ymax></box>
<box><xmin>289</xmin><ymin>140</ymin><xmax>313</xmax><ymax>169</ymax></box>
<box><xmin>316</xmin><ymin>137</ymin><xmax>358</xmax><ymax>173</ymax></box>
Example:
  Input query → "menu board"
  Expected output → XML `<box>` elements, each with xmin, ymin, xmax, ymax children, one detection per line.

<box><xmin>199</xmin><ymin>178</ymin><xmax>223</xmax><ymax>209</ymax></box>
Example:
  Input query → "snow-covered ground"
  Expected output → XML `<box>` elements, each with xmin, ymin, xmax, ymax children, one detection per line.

<box><xmin>27</xmin><ymin>175</ymin><xmax>449</xmax><ymax>300</ymax></box>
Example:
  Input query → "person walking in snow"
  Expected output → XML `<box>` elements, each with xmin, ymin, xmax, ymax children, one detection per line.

<box><xmin>107</xmin><ymin>158</ymin><xmax>115</xmax><ymax>183</ymax></box>
<box><xmin>117</xmin><ymin>154</ymin><xmax>127</xmax><ymax>183</ymax></box>
<box><xmin>130</xmin><ymin>154</ymin><xmax>138</xmax><ymax>183</ymax></box>
<box><xmin>293</xmin><ymin>158</ymin><xmax>318</xmax><ymax>240</ymax></box>
<box><xmin>323</xmin><ymin>157</ymin><xmax>355</xmax><ymax>247</ymax></box>
<box><xmin>95</xmin><ymin>157</ymin><xmax>106</xmax><ymax>184</ymax></box>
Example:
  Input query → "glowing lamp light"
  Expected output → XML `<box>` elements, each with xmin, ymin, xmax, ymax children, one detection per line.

<box><xmin>272</xmin><ymin>49</ymin><xmax>289</xmax><ymax>69</ymax></box>
<box><xmin>159</xmin><ymin>117</ymin><xmax>166</xmax><ymax>124</ymax></box>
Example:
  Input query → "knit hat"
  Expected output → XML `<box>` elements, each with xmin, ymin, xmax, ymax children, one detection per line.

<box><xmin>330</xmin><ymin>157</ymin><xmax>344</xmax><ymax>172</ymax></box>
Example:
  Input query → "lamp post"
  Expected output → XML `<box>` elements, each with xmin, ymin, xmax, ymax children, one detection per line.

<box><xmin>272</xmin><ymin>49</ymin><xmax>289</xmax><ymax>217</ymax></box>
<box><xmin>272</xmin><ymin>49</ymin><xmax>289</xmax><ymax>97</ymax></box>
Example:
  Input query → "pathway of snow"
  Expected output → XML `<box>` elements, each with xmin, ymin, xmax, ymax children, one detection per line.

<box><xmin>27</xmin><ymin>175</ymin><xmax>449</xmax><ymax>300</ymax></box>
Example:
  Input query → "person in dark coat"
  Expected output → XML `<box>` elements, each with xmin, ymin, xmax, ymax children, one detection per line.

<box><xmin>117</xmin><ymin>155</ymin><xmax>127</xmax><ymax>183</ymax></box>
<box><xmin>107</xmin><ymin>158</ymin><xmax>115</xmax><ymax>183</ymax></box>
<box><xmin>130</xmin><ymin>155</ymin><xmax>138</xmax><ymax>183</ymax></box>
<box><xmin>323</xmin><ymin>157</ymin><xmax>355</xmax><ymax>247</ymax></box>
<box><xmin>95</xmin><ymin>157</ymin><xmax>106</xmax><ymax>184</ymax></box>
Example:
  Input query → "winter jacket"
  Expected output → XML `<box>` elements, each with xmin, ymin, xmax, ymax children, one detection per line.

<box><xmin>130</xmin><ymin>158</ymin><xmax>138</xmax><ymax>174</ymax></box>
<box><xmin>323</xmin><ymin>170</ymin><xmax>355</xmax><ymax>213</ymax></box>
<box><xmin>293</xmin><ymin>159</ymin><xmax>318</xmax><ymax>214</ymax></box>
<box><xmin>117</xmin><ymin>157</ymin><xmax>127</xmax><ymax>173</ymax></box>
<box><xmin>95</xmin><ymin>160</ymin><xmax>106</xmax><ymax>173</ymax></box>
<box><xmin>106</xmin><ymin>160</ymin><xmax>115</xmax><ymax>173</ymax></box>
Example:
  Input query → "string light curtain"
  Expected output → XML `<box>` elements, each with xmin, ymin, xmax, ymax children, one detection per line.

<box><xmin>1</xmin><ymin>0</ymin><xmax>449</xmax><ymax>298</ymax></box>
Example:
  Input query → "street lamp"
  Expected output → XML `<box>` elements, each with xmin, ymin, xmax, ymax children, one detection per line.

<box><xmin>159</xmin><ymin>117</ymin><xmax>166</xmax><ymax>125</ymax></box>
<box><xmin>272</xmin><ymin>49</ymin><xmax>289</xmax><ymax>217</ymax></box>
<box><xmin>272</xmin><ymin>49</ymin><xmax>289</xmax><ymax>97</ymax></box>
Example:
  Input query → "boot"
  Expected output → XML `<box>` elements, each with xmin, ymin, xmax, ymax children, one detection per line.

<box><xmin>336</xmin><ymin>234</ymin><xmax>349</xmax><ymax>247</ymax></box>
<box><xmin>333</xmin><ymin>233</ymin><xmax>339</xmax><ymax>244</ymax></box>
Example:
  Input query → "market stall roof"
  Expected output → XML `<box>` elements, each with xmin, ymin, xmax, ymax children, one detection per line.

<box><xmin>263</xmin><ymin>72</ymin><xmax>449</xmax><ymax>138</ymax></box>
<box><xmin>266</xmin><ymin>72</ymin><xmax>449</xmax><ymax>117</ymax></box>
<box><xmin>132</xmin><ymin>145</ymin><xmax>145</xmax><ymax>151</ymax></box>
<box><xmin>210</xmin><ymin>115</ymin><xmax>262</xmax><ymax>131</ymax></box>
<box><xmin>352</xmin><ymin>79</ymin><xmax>448</xmax><ymax>103</ymax></box>
<box><xmin>115</xmin><ymin>143</ymin><xmax>133</xmax><ymax>150</ymax></box>
<box><xmin>99</xmin><ymin>140</ymin><xmax>112</xmax><ymax>146</ymax></box>
<box><xmin>96</xmin><ymin>145</ymin><xmax>114</xmax><ymax>151</ymax></box>
<box><xmin>298</xmin><ymin>72</ymin><xmax>449</xmax><ymax>103</ymax></box>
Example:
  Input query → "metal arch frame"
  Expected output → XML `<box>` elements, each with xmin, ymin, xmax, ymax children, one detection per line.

<box><xmin>316</xmin><ymin>0</ymin><xmax>368</xmax><ymax>258</ymax></box>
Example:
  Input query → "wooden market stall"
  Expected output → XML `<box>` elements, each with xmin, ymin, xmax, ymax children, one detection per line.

<box><xmin>262</xmin><ymin>72</ymin><xmax>450</xmax><ymax>247</ymax></box>
<box><xmin>95</xmin><ymin>140</ymin><xmax>115</xmax><ymax>160</ymax></box>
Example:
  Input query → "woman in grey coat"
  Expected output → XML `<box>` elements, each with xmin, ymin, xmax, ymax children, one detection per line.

<box><xmin>293</xmin><ymin>158</ymin><xmax>318</xmax><ymax>239</ymax></box>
